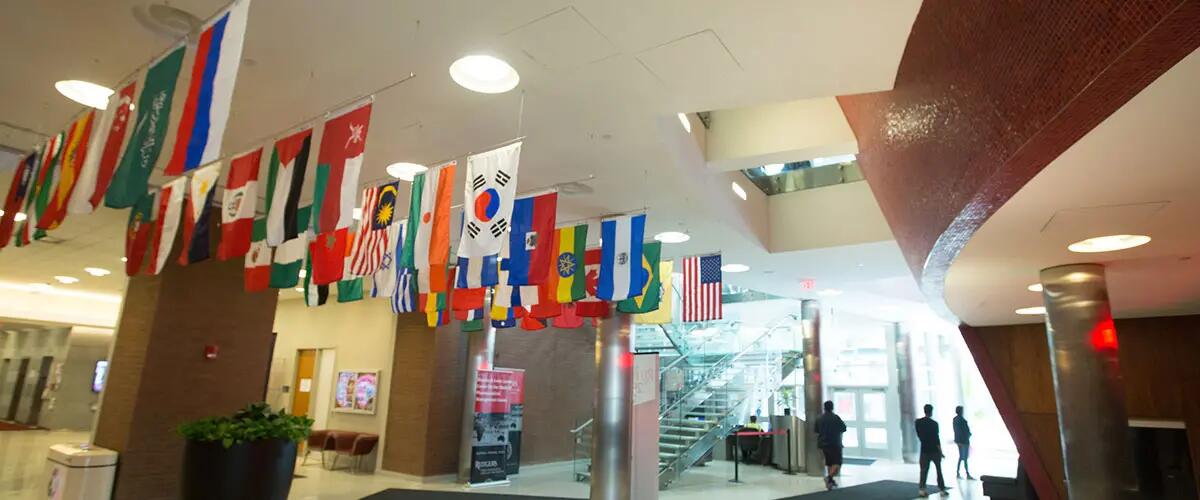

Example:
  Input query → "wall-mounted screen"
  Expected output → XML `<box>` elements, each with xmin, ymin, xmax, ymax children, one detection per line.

<box><xmin>92</xmin><ymin>360</ymin><xmax>109</xmax><ymax>393</ymax></box>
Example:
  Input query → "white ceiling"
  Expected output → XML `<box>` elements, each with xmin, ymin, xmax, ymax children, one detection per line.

<box><xmin>0</xmin><ymin>0</ymin><xmax>923</xmax><ymax>319</ymax></box>
<box><xmin>944</xmin><ymin>47</ymin><xmax>1200</xmax><ymax>326</ymax></box>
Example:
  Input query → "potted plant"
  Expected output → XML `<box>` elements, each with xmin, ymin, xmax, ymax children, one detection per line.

<box><xmin>178</xmin><ymin>403</ymin><xmax>313</xmax><ymax>500</ymax></box>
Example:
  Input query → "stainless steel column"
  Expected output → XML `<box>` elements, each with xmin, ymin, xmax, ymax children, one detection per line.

<box><xmin>801</xmin><ymin>299</ymin><xmax>823</xmax><ymax>476</ymax></box>
<box><xmin>893</xmin><ymin>323</ymin><xmax>918</xmax><ymax>463</ymax></box>
<box><xmin>1041</xmin><ymin>264</ymin><xmax>1135</xmax><ymax>499</ymax></box>
<box><xmin>591</xmin><ymin>311</ymin><xmax>632</xmax><ymax>500</ymax></box>
<box><xmin>457</xmin><ymin>324</ymin><xmax>497</xmax><ymax>482</ymax></box>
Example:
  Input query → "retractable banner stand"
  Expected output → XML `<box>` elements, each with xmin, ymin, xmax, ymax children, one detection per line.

<box><xmin>471</xmin><ymin>369</ymin><xmax>512</xmax><ymax>485</ymax></box>
<box><xmin>496</xmin><ymin>368</ymin><xmax>526</xmax><ymax>475</ymax></box>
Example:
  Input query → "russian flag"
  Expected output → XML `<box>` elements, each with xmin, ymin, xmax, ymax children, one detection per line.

<box><xmin>507</xmin><ymin>192</ymin><xmax>557</xmax><ymax>285</ymax></box>
<box><xmin>165</xmin><ymin>0</ymin><xmax>250</xmax><ymax>175</ymax></box>
<box><xmin>597</xmin><ymin>213</ymin><xmax>647</xmax><ymax>301</ymax></box>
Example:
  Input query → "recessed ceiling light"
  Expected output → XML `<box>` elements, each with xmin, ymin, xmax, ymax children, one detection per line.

<box><xmin>449</xmin><ymin>55</ymin><xmax>519</xmax><ymax>94</ymax></box>
<box><xmin>294</xmin><ymin>288</ymin><xmax>304</xmax><ymax>293</ymax></box>
<box><xmin>352</xmin><ymin>208</ymin><xmax>363</xmax><ymax>221</ymax></box>
<box><xmin>386</xmin><ymin>162</ymin><xmax>427</xmax><ymax>181</ymax></box>
<box><xmin>677</xmin><ymin>113</ymin><xmax>691</xmax><ymax>133</ymax></box>
<box><xmin>1016</xmin><ymin>306</ymin><xmax>1046</xmax><ymax>315</ymax></box>
<box><xmin>762</xmin><ymin>163</ymin><xmax>785</xmax><ymax>176</ymax></box>
<box><xmin>1027</xmin><ymin>283</ymin><xmax>1043</xmax><ymax>292</ymax></box>
<box><xmin>54</xmin><ymin>276</ymin><xmax>80</xmax><ymax>284</ymax></box>
<box><xmin>653</xmin><ymin>231</ymin><xmax>690</xmax><ymax>244</ymax></box>
<box><xmin>120</xmin><ymin>257</ymin><xmax>128</xmax><ymax>263</ymax></box>
<box><xmin>1067</xmin><ymin>234</ymin><xmax>1151</xmax><ymax>253</ymax></box>
<box><xmin>55</xmin><ymin>80</ymin><xmax>114</xmax><ymax>109</ymax></box>
<box><xmin>817</xmin><ymin>289</ymin><xmax>843</xmax><ymax>297</ymax></box>
<box><xmin>298</xmin><ymin>269</ymin><xmax>307</xmax><ymax>278</ymax></box>
<box><xmin>84</xmin><ymin>267</ymin><xmax>111</xmax><ymax>277</ymax></box>
<box><xmin>721</xmin><ymin>263</ymin><xmax>749</xmax><ymax>273</ymax></box>
<box><xmin>731</xmin><ymin>181</ymin><xmax>747</xmax><ymax>200</ymax></box>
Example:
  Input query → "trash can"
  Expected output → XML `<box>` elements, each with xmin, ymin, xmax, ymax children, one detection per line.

<box><xmin>45</xmin><ymin>443</ymin><xmax>117</xmax><ymax>500</ymax></box>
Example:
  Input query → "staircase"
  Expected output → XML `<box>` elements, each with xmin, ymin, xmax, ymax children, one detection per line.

<box><xmin>571</xmin><ymin>316</ymin><xmax>803</xmax><ymax>489</ymax></box>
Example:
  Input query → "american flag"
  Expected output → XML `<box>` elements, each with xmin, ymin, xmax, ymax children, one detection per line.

<box><xmin>682</xmin><ymin>254</ymin><xmax>722</xmax><ymax>322</ymax></box>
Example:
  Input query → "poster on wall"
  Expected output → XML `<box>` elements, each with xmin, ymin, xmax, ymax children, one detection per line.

<box><xmin>496</xmin><ymin>368</ymin><xmax>525</xmax><ymax>475</ymax></box>
<box><xmin>470</xmin><ymin>369</ymin><xmax>512</xmax><ymax>485</ymax></box>
<box><xmin>333</xmin><ymin>370</ymin><xmax>379</xmax><ymax>414</ymax></box>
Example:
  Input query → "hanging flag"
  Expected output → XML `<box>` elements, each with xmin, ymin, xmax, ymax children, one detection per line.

<box><xmin>427</xmin><ymin>309</ymin><xmax>451</xmax><ymax>327</ymax></box>
<box><xmin>270</xmin><ymin>205</ymin><xmax>310</xmax><ymax>288</ymax></box>
<box><xmin>313</xmin><ymin>101</ymin><xmax>372</xmax><ymax>234</ymax></box>
<box><xmin>337</xmin><ymin>231</ymin><xmax>364</xmax><ymax>302</ymax></box>
<box><xmin>265</xmin><ymin>128</ymin><xmax>311</xmax><ymax>246</ymax></box>
<box><xmin>452</xmin><ymin>287</ymin><xmax>487</xmax><ymax>312</ymax></box>
<box><xmin>506</xmin><ymin>191</ymin><xmax>556</xmax><ymax>286</ymax></box>
<box><xmin>304</xmin><ymin>254</ymin><xmax>329</xmax><ymax>307</ymax></box>
<box><xmin>618</xmin><ymin>242</ymin><xmax>662</xmax><ymax>314</ymax></box>
<box><xmin>146</xmin><ymin>177</ymin><xmax>186</xmax><ymax>275</ymax></box>
<box><xmin>40</xmin><ymin>111</ymin><xmax>95</xmax><ymax>230</ymax></box>
<box><xmin>0</xmin><ymin>152</ymin><xmax>37</xmax><ymax>249</ymax></box>
<box><xmin>70</xmin><ymin>81</ymin><xmax>136</xmax><ymax>215</ymax></box>
<box><xmin>244</xmin><ymin>218</ymin><xmax>272</xmax><ymax>292</ymax></box>
<box><xmin>217</xmin><ymin>148</ymin><xmax>261</xmax><ymax>260</ymax></box>
<box><xmin>553</xmin><ymin>303</ymin><xmax>585</xmax><ymax>328</ymax></box>
<box><xmin>491</xmin><ymin>304</ymin><xmax>517</xmax><ymax>329</ymax></box>
<box><xmin>458</xmin><ymin>308</ymin><xmax>485</xmax><ymax>332</ymax></box>
<box><xmin>402</xmin><ymin>161</ymin><xmax>455</xmax><ymax>292</ymax></box>
<box><xmin>576</xmin><ymin>248</ymin><xmax>611</xmax><ymax>318</ymax></box>
<box><xmin>682</xmin><ymin>254</ymin><xmax>722</xmax><ymax>322</ymax></box>
<box><xmin>520</xmin><ymin>314</ymin><xmax>547</xmax><ymax>331</ymax></box>
<box><xmin>545</xmin><ymin>223</ymin><xmax>587</xmax><ymax>303</ymax></box>
<box><xmin>635</xmin><ymin>260</ymin><xmax>675</xmax><ymax>324</ymax></box>
<box><xmin>349</xmin><ymin>181</ymin><xmax>398</xmax><ymax>276</ymax></box>
<box><xmin>124</xmin><ymin>190</ymin><xmax>156</xmax><ymax>276</ymax></box>
<box><xmin>372</xmin><ymin>220</ymin><xmax>404</xmax><ymax>298</ymax></box>
<box><xmin>21</xmin><ymin>135</ymin><xmax>64</xmax><ymax>244</ymax></box>
<box><xmin>494</xmin><ymin>237</ymin><xmax>538</xmax><ymax>309</ymax></box>
<box><xmin>309</xmin><ymin>228</ymin><xmax>348</xmax><ymax>285</ymax></box>
<box><xmin>105</xmin><ymin>44</ymin><xmax>186</xmax><ymax>208</ymax></box>
<box><xmin>457</xmin><ymin>142</ymin><xmax>521</xmax><ymax>287</ymax></box>
<box><xmin>392</xmin><ymin>268</ymin><xmax>416</xmax><ymax>313</ymax></box>
<box><xmin>165</xmin><ymin>0</ymin><xmax>250</xmax><ymax>175</ymax></box>
<box><xmin>530</xmin><ymin>301</ymin><xmax>562</xmax><ymax>319</ymax></box>
<box><xmin>597</xmin><ymin>214</ymin><xmax>646</xmax><ymax>301</ymax></box>
<box><xmin>177</xmin><ymin>163</ymin><xmax>221</xmax><ymax>265</ymax></box>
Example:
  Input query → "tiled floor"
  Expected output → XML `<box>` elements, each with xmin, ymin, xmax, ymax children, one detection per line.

<box><xmin>2</xmin><ymin>429</ymin><xmax>1011</xmax><ymax>500</ymax></box>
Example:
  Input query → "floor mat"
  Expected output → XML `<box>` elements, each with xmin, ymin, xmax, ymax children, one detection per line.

<box><xmin>362</xmin><ymin>490</ymin><xmax>575</xmax><ymax>500</ymax></box>
<box><xmin>776</xmin><ymin>480</ymin><xmax>939</xmax><ymax>499</ymax></box>
<box><xmin>843</xmin><ymin>457</ymin><xmax>877</xmax><ymax>466</ymax></box>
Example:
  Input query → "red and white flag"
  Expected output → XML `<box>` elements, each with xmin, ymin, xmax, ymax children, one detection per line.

<box><xmin>146</xmin><ymin>177</ymin><xmax>186</xmax><ymax>275</ymax></box>
<box><xmin>682</xmin><ymin>253</ymin><xmax>722</xmax><ymax>322</ymax></box>
<box><xmin>218</xmin><ymin>148</ymin><xmax>262</xmax><ymax>260</ymax></box>
<box><xmin>575</xmin><ymin>248</ymin><xmax>610</xmax><ymax>318</ymax></box>
<box><xmin>313</xmin><ymin>101</ymin><xmax>372</xmax><ymax>234</ymax></box>
<box><xmin>70</xmin><ymin>81</ymin><xmax>136</xmax><ymax>215</ymax></box>
<box><xmin>244</xmin><ymin>218</ymin><xmax>272</xmax><ymax>291</ymax></box>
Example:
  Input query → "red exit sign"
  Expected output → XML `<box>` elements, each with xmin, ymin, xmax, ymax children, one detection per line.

<box><xmin>799</xmin><ymin>278</ymin><xmax>816</xmax><ymax>290</ymax></box>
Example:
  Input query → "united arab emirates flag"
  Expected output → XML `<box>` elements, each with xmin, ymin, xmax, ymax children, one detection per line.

<box><xmin>312</xmin><ymin>101</ymin><xmax>371</xmax><ymax>234</ymax></box>
<box><xmin>265</xmin><ymin>128</ymin><xmax>312</xmax><ymax>246</ymax></box>
<box><xmin>244</xmin><ymin>219</ymin><xmax>272</xmax><ymax>292</ymax></box>
<box><xmin>105</xmin><ymin>44</ymin><xmax>186</xmax><ymax>208</ymax></box>
<box><xmin>270</xmin><ymin>205</ymin><xmax>310</xmax><ymax>289</ymax></box>
<box><xmin>618</xmin><ymin>242</ymin><xmax>662</xmax><ymax>314</ymax></box>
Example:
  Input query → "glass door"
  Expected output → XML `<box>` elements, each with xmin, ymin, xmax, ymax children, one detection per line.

<box><xmin>831</xmin><ymin>386</ymin><xmax>891</xmax><ymax>458</ymax></box>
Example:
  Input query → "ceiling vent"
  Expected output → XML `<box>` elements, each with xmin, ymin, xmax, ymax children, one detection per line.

<box><xmin>132</xmin><ymin>4</ymin><xmax>201</xmax><ymax>40</ymax></box>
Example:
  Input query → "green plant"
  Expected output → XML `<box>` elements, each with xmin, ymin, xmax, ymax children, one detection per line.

<box><xmin>178</xmin><ymin>403</ymin><xmax>313</xmax><ymax>449</ymax></box>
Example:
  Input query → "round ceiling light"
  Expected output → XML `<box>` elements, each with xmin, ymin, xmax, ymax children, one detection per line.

<box><xmin>677</xmin><ymin>113</ymin><xmax>691</xmax><ymax>133</ymax></box>
<box><xmin>731</xmin><ymin>181</ymin><xmax>747</xmax><ymax>200</ymax></box>
<box><xmin>1067</xmin><ymin>234</ymin><xmax>1151</xmax><ymax>253</ymax></box>
<box><xmin>54</xmin><ymin>276</ymin><xmax>80</xmax><ymax>284</ymax></box>
<box><xmin>1016</xmin><ymin>306</ymin><xmax>1046</xmax><ymax>315</ymax></box>
<box><xmin>55</xmin><ymin>80</ymin><xmax>114</xmax><ymax>109</ymax></box>
<box><xmin>721</xmin><ymin>263</ymin><xmax>750</xmax><ymax>273</ymax></box>
<box><xmin>1027</xmin><ymin>283</ymin><xmax>1043</xmax><ymax>292</ymax></box>
<box><xmin>352</xmin><ymin>208</ymin><xmax>363</xmax><ymax>221</ymax></box>
<box><xmin>653</xmin><ymin>231</ymin><xmax>690</xmax><ymax>244</ymax></box>
<box><xmin>449</xmin><ymin>55</ymin><xmax>519</xmax><ymax>94</ymax></box>
<box><xmin>762</xmin><ymin>163</ymin><xmax>785</xmax><ymax>176</ymax></box>
<box><xmin>386</xmin><ymin>162</ymin><xmax>428</xmax><ymax>181</ymax></box>
<box><xmin>84</xmin><ymin>267</ymin><xmax>111</xmax><ymax>277</ymax></box>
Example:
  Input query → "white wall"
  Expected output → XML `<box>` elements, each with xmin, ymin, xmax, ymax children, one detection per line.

<box><xmin>767</xmin><ymin>181</ymin><xmax>894</xmax><ymax>253</ymax></box>
<box><xmin>705</xmin><ymin>96</ymin><xmax>858</xmax><ymax>172</ymax></box>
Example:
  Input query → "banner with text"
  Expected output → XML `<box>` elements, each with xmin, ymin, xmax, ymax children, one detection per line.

<box><xmin>471</xmin><ymin>369</ymin><xmax>513</xmax><ymax>484</ymax></box>
<box><xmin>496</xmin><ymin>368</ymin><xmax>525</xmax><ymax>475</ymax></box>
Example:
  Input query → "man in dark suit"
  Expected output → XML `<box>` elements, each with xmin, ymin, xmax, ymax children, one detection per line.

<box><xmin>915</xmin><ymin>404</ymin><xmax>948</xmax><ymax>497</ymax></box>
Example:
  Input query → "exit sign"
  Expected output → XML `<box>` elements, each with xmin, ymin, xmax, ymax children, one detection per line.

<box><xmin>799</xmin><ymin>278</ymin><xmax>816</xmax><ymax>290</ymax></box>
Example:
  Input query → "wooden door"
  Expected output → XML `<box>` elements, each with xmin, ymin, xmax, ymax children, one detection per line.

<box><xmin>291</xmin><ymin>349</ymin><xmax>317</xmax><ymax>417</ymax></box>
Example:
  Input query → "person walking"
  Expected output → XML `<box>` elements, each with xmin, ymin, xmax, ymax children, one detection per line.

<box><xmin>915</xmin><ymin>404</ymin><xmax>948</xmax><ymax>497</ymax></box>
<box><xmin>814</xmin><ymin>400</ymin><xmax>847</xmax><ymax>490</ymax></box>
<box><xmin>953</xmin><ymin>406</ymin><xmax>973</xmax><ymax>480</ymax></box>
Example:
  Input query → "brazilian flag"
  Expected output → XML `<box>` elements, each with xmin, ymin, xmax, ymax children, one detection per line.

<box><xmin>618</xmin><ymin>242</ymin><xmax>661</xmax><ymax>314</ymax></box>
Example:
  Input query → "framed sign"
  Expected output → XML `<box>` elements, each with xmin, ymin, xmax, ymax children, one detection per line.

<box><xmin>333</xmin><ymin>370</ymin><xmax>379</xmax><ymax>414</ymax></box>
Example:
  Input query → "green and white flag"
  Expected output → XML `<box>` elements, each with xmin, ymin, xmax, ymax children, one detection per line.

<box><xmin>304</xmin><ymin>254</ymin><xmax>328</xmax><ymax>307</ymax></box>
<box><xmin>105</xmin><ymin>44</ymin><xmax>186</xmax><ymax>208</ymax></box>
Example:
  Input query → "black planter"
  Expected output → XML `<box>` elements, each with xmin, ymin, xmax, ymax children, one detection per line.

<box><xmin>181</xmin><ymin>438</ymin><xmax>297</xmax><ymax>500</ymax></box>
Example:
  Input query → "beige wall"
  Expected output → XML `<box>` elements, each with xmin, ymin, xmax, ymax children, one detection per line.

<box><xmin>271</xmin><ymin>297</ymin><xmax>396</xmax><ymax>436</ymax></box>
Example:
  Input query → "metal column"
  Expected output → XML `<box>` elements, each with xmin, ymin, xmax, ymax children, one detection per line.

<box><xmin>801</xmin><ymin>299</ymin><xmax>823</xmax><ymax>476</ymax></box>
<box><xmin>1040</xmin><ymin>263</ymin><xmax>1136</xmax><ymax>499</ymax></box>
<box><xmin>591</xmin><ymin>311</ymin><xmax>633</xmax><ymax>500</ymax></box>
<box><xmin>457</xmin><ymin>324</ymin><xmax>497</xmax><ymax>482</ymax></box>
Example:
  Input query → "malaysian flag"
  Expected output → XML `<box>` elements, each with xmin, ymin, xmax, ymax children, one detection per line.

<box><xmin>349</xmin><ymin>182</ymin><xmax>399</xmax><ymax>276</ymax></box>
<box><xmin>682</xmin><ymin>254</ymin><xmax>722</xmax><ymax>322</ymax></box>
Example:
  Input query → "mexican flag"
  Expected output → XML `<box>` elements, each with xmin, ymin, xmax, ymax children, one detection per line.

<box><xmin>244</xmin><ymin>219</ymin><xmax>272</xmax><ymax>292</ymax></box>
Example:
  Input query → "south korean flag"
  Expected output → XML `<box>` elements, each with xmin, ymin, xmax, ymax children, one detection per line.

<box><xmin>456</xmin><ymin>141</ymin><xmax>522</xmax><ymax>288</ymax></box>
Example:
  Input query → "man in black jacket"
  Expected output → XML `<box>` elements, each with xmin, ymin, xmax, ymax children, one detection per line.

<box><xmin>814</xmin><ymin>400</ymin><xmax>847</xmax><ymax>490</ymax></box>
<box><xmin>953</xmin><ymin>405</ymin><xmax>973</xmax><ymax>479</ymax></box>
<box><xmin>915</xmin><ymin>404</ymin><xmax>948</xmax><ymax>497</ymax></box>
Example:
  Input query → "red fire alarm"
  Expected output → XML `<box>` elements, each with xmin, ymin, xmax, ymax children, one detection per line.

<box><xmin>204</xmin><ymin>345</ymin><xmax>219</xmax><ymax>360</ymax></box>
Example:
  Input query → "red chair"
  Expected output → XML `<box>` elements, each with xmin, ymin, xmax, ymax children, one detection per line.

<box><xmin>301</xmin><ymin>430</ymin><xmax>333</xmax><ymax>466</ymax></box>
<box><xmin>333</xmin><ymin>434</ymin><xmax>379</xmax><ymax>473</ymax></box>
<box><xmin>326</xmin><ymin>431</ymin><xmax>361</xmax><ymax>470</ymax></box>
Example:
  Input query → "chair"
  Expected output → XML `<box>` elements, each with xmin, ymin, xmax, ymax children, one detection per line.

<box><xmin>302</xmin><ymin>430</ymin><xmax>333</xmax><ymax>466</ymax></box>
<box><xmin>325</xmin><ymin>431</ymin><xmax>360</xmax><ymax>470</ymax></box>
<box><xmin>334</xmin><ymin>434</ymin><xmax>379</xmax><ymax>473</ymax></box>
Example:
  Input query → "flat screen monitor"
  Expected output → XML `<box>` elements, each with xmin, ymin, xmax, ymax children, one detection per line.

<box><xmin>92</xmin><ymin>360</ymin><xmax>109</xmax><ymax>393</ymax></box>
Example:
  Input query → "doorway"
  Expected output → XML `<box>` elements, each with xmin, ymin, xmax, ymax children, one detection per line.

<box><xmin>291</xmin><ymin>349</ymin><xmax>317</xmax><ymax>418</ymax></box>
<box><xmin>831</xmin><ymin>386</ymin><xmax>891</xmax><ymax>458</ymax></box>
<box><xmin>5</xmin><ymin>358</ymin><xmax>30</xmax><ymax>421</ymax></box>
<box><xmin>24</xmin><ymin>356</ymin><xmax>54</xmax><ymax>425</ymax></box>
